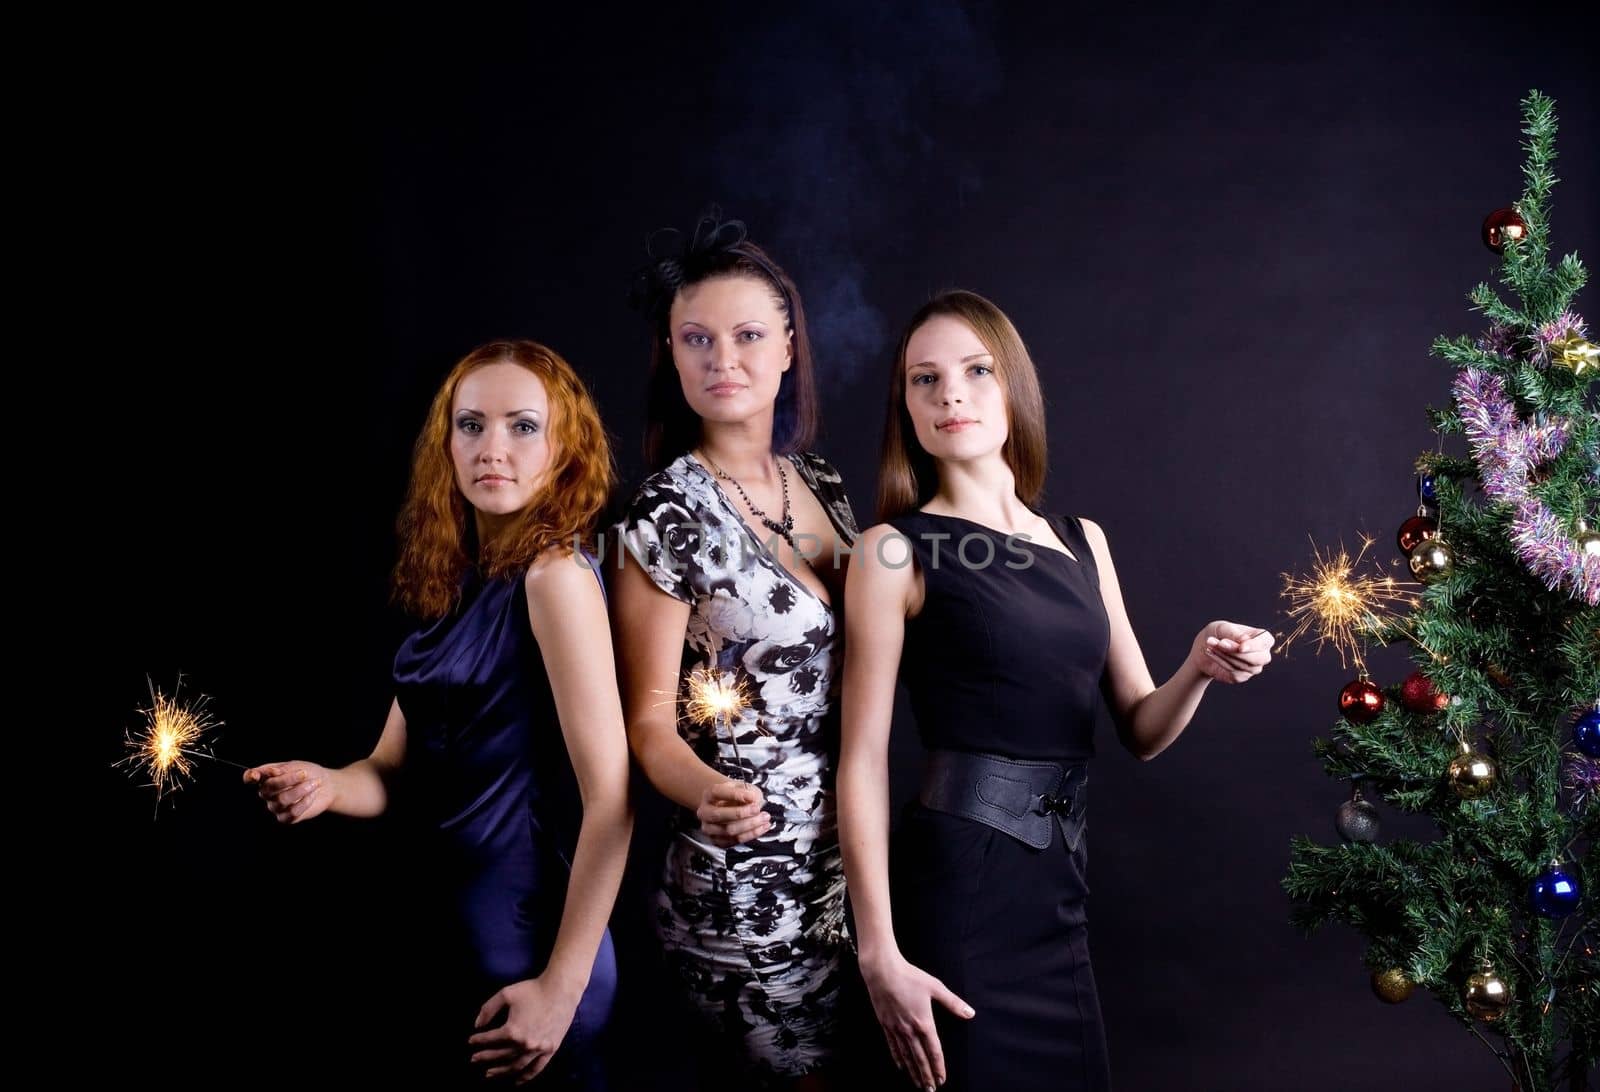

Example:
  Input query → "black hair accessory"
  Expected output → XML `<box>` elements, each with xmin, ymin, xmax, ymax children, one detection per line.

<box><xmin>627</xmin><ymin>206</ymin><xmax>786</xmax><ymax>320</ymax></box>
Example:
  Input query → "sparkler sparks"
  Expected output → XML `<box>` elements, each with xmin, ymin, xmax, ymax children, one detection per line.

<box><xmin>116</xmin><ymin>679</ymin><xmax>233</xmax><ymax>806</ymax></box>
<box><xmin>1277</xmin><ymin>535</ymin><xmax>1419</xmax><ymax>670</ymax></box>
<box><xmin>683</xmin><ymin>664</ymin><xmax>755</xmax><ymax>777</ymax></box>
<box><xmin>684</xmin><ymin>664</ymin><xmax>752</xmax><ymax>730</ymax></box>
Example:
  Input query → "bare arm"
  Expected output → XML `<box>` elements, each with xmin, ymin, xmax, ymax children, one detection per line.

<box><xmin>609</xmin><ymin>552</ymin><xmax>768</xmax><ymax>845</ymax></box>
<box><xmin>611</xmin><ymin>554</ymin><xmax>726</xmax><ymax>808</ymax></box>
<box><xmin>1083</xmin><ymin>518</ymin><xmax>1271</xmax><ymax>760</ymax></box>
<box><xmin>838</xmin><ymin>523</ymin><xmax>916</xmax><ymax>966</ymax></box>
<box><xmin>522</xmin><ymin>552</ymin><xmax>633</xmax><ymax>998</ymax></box>
<box><xmin>840</xmin><ymin>523</ymin><xmax>970</xmax><ymax>1090</ymax></box>
<box><xmin>465</xmin><ymin>553</ymin><xmax>637</xmax><ymax>1082</ymax></box>
<box><xmin>244</xmin><ymin>698</ymin><xmax>406</xmax><ymax>822</ymax></box>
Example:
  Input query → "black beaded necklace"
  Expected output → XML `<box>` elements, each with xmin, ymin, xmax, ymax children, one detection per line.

<box><xmin>700</xmin><ymin>450</ymin><xmax>801</xmax><ymax>556</ymax></box>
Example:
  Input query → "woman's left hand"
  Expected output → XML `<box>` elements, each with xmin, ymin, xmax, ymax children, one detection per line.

<box><xmin>1189</xmin><ymin>621</ymin><xmax>1273</xmax><ymax>683</ymax></box>
<box><xmin>468</xmin><ymin>975</ymin><xmax>583</xmax><ymax>1084</ymax></box>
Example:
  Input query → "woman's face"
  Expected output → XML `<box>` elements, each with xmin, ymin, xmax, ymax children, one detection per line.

<box><xmin>903</xmin><ymin>314</ymin><xmax>1008</xmax><ymax>461</ymax></box>
<box><xmin>668</xmin><ymin>273</ymin><xmax>792</xmax><ymax>428</ymax></box>
<box><xmin>449</xmin><ymin>363</ymin><xmax>555</xmax><ymax>532</ymax></box>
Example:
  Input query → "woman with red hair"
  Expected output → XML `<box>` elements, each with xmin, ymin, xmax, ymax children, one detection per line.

<box><xmin>244</xmin><ymin>340</ymin><xmax>632</xmax><ymax>1089</ymax></box>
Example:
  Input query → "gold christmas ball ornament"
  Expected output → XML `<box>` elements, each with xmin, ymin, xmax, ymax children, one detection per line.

<box><xmin>1464</xmin><ymin>967</ymin><xmax>1512</xmax><ymax>1021</ymax></box>
<box><xmin>1371</xmin><ymin>967</ymin><xmax>1415</xmax><ymax>1004</ymax></box>
<box><xmin>1550</xmin><ymin>332</ymin><xmax>1599</xmax><ymax>377</ymax></box>
<box><xmin>1578</xmin><ymin>520</ymin><xmax>1600</xmax><ymax>558</ymax></box>
<box><xmin>1447</xmin><ymin>744</ymin><xmax>1497</xmax><ymax>799</ymax></box>
<box><xmin>1408</xmin><ymin>538</ymin><xmax>1455</xmax><ymax>583</ymax></box>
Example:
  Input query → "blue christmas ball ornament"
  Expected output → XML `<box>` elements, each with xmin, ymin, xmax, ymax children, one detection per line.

<box><xmin>1574</xmin><ymin>709</ymin><xmax>1600</xmax><ymax>758</ymax></box>
<box><xmin>1530</xmin><ymin>862</ymin><xmax>1581</xmax><ymax>918</ymax></box>
<box><xmin>1419</xmin><ymin>473</ymin><xmax>1438</xmax><ymax>505</ymax></box>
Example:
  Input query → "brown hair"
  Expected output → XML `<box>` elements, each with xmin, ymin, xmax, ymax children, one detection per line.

<box><xmin>876</xmin><ymin>290</ymin><xmax>1048</xmax><ymax>521</ymax></box>
<box><xmin>392</xmin><ymin>339</ymin><xmax>615</xmax><ymax>618</ymax></box>
<box><xmin>641</xmin><ymin>241</ymin><xmax>819</xmax><ymax>470</ymax></box>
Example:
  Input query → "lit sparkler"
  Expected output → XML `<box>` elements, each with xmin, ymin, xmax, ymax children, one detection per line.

<box><xmin>1277</xmin><ymin>535</ymin><xmax>1419</xmax><ymax>670</ymax></box>
<box><xmin>684</xmin><ymin>664</ymin><xmax>754</xmax><ymax>778</ymax></box>
<box><xmin>116</xmin><ymin>678</ymin><xmax>240</xmax><ymax>807</ymax></box>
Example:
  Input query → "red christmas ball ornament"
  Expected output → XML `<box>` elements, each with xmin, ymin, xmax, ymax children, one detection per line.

<box><xmin>1397</xmin><ymin>515</ymin><xmax>1438</xmax><ymax>555</ymax></box>
<box><xmin>1339</xmin><ymin>677</ymin><xmax>1385</xmax><ymax>723</ymax></box>
<box><xmin>1399</xmin><ymin>670</ymin><xmax>1449</xmax><ymax>713</ymax></box>
<box><xmin>1481</xmin><ymin>207</ymin><xmax>1526</xmax><ymax>253</ymax></box>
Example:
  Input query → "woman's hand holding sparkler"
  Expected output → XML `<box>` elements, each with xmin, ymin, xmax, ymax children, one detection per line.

<box><xmin>241</xmin><ymin>701</ymin><xmax>406</xmax><ymax>821</ymax></box>
<box><xmin>697</xmin><ymin>780</ymin><xmax>771</xmax><ymax>847</ymax></box>
<box><xmin>1188</xmin><ymin>622</ymin><xmax>1274</xmax><ymax>684</ymax></box>
<box><xmin>468</xmin><ymin>974</ymin><xmax>582</xmax><ymax>1085</ymax></box>
<box><xmin>243</xmin><ymin>761</ymin><xmax>335</xmax><ymax>825</ymax></box>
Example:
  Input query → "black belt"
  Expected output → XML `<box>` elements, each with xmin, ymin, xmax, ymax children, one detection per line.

<box><xmin>918</xmin><ymin>749</ymin><xmax>1088</xmax><ymax>851</ymax></box>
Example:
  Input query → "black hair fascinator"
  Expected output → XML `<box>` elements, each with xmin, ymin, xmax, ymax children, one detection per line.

<box><xmin>628</xmin><ymin>206</ymin><xmax>753</xmax><ymax>318</ymax></box>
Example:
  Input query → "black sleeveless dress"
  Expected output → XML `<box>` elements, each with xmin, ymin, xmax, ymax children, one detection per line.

<box><xmin>886</xmin><ymin>511</ymin><xmax>1112</xmax><ymax>1091</ymax></box>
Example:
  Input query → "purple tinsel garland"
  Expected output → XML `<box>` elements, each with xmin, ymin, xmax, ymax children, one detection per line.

<box><xmin>1477</xmin><ymin>322</ymin><xmax>1518</xmax><ymax>360</ymax></box>
<box><xmin>1452</xmin><ymin>367</ymin><xmax>1599</xmax><ymax>605</ymax></box>
<box><xmin>1563</xmin><ymin>752</ymin><xmax>1600</xmax><ymax>810</ymax></box>
<box><xmin>1534</xmin><ymin>310</ymin><xmax>1588</xmax><ymax>359</ymax></box>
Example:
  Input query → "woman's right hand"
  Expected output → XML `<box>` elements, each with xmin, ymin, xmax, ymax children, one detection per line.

<box><xmin>243</xmin><ymin>761</ymin><xmax>334</xmax><ymax>825</ymax></box>
<box><xmin>695</xmin><ymin>779</ymin><xmax>771</xmax><ymax>847</ymax></box>
<box><xmin>861</xmin><ymin>951</ymin><xmax>974</xmax><ymax>1091</ymax></box>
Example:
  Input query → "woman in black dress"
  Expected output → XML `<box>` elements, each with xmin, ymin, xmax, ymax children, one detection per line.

<box><xmin>837</xmin><ymin>291</ymin><xmax>1273</xmax><ymax>1091</ymax></box>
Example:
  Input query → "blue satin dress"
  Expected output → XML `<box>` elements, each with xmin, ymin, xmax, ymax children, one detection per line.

<box><xmin>394</xmin><ymin>567</ymin><xmax>616</xmax><ymax>1088</ymax></box>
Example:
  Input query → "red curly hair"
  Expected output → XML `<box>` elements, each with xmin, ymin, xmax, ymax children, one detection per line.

<box><xmin>392</xmin><ymin>340</ymin><xmax>615</xmax><ymax>619</ymax></box>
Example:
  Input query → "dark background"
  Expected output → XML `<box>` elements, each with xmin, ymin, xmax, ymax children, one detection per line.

<box><xmin>92</xmin><ymin>2</ymin><xmax>1596</xmax><ymax>1088</ymax></box>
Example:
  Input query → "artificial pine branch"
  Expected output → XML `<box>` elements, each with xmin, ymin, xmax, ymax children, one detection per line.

<box><xmin>1283</xmin><ymin>89</ymin><xmax>1598</xmax><ymax>1092</ymax></box>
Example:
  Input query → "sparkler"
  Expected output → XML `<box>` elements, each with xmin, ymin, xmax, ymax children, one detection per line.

<box><xmin>116</xmin><ymin>678</ymin><xmax>242</xmax><ymax>808</ymax></box>
<box><xmin>684</xmin><ymin>664</ymin><xmax>754</xmax><ymax>779</ymax></box>
<box><xmin>1277</xmin><ymin>534</ymin><xmax>1419</xmax><ymax>671</ymax></box>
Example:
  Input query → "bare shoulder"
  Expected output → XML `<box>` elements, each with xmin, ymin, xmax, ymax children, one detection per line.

<box><xmin>848</xmin><ymin>522</ymin><xmax>919</xmax><ymax>619</ymax></box>
<box><xmin>524</xmin><ymin>547</ymin><xmax>605</xmax><ymax>608</ymax></box>
<box><xmin>1075</xmin><ymin>516</ymin><xmax>1113</xmax><ymax>565</ymax></box>
<box><xmin>853</xmin><ymin>522</ymin><xmax>914</xmax><ymax>574</ymax></box>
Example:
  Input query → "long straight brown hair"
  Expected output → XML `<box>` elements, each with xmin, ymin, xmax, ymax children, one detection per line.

<box><xmin>876</xmin><ymin>290</ymin><xmax>1048</xmax><ymax>521</ymax></box>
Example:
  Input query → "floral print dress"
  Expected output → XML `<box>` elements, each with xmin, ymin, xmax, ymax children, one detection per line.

<box><xmin>618</xmin><ymin>450</ymin><xmax>858</xmax><ymax>1077</ymax></box>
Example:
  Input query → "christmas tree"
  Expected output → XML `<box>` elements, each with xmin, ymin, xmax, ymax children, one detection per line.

<box><xmin>1282</xmin><ymin>90</ymin><xmax>1599</xmax><ymax>1092</ymax></box>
